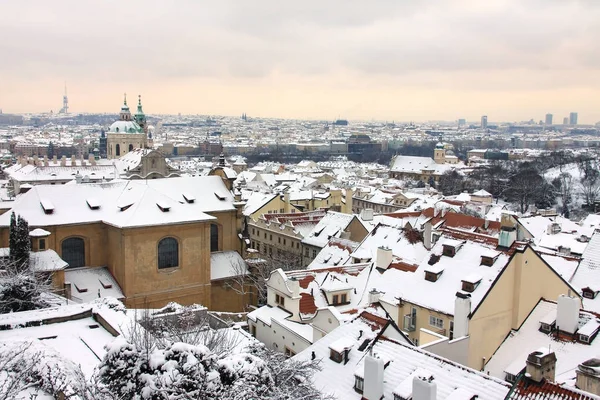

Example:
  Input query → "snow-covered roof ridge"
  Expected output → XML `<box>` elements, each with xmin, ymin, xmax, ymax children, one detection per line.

<box><xmin>294</xmin><ymin>310</ymin><xmax>510</xmax><ymax>400</ymax></box>
<box><xmin>0</xmin><ymin>177</ymin><xmax>233</xmax><ymax>229</ymax></box>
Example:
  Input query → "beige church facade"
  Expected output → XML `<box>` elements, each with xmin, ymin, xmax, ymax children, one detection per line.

<box><xmin>0</xmin><ymin>176</ymin><xmax>254</xmax><ymax>311</ymax></box>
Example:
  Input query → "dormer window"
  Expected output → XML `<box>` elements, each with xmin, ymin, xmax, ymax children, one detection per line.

<box><xmin>156</xmin><ymin>201</ymin><xmax>171</xmax><ymax>212</ymax></box>
<box><xmin>583</xmin><ymin>288</ymin><xmax>598</xmax><ymax>299</ymax></box>
<box><xmin>580</xmin><ymin>334</ymin><xmax>590</xmax><ymax>343</ymax></box>
<box><xmin>182</xmin><ymin>192</ymin><xmax>195</xmax><ymax>203</ymax></box>
<box><xmin>40</xmin><ymin>199</ymin><xmax>55</xmax><ymax>214</ymax></box>
<box><xmin>481</xmin><ymin>256</ymin><xmax>495</xmax><ymax>266</ymax></box>
<box><xmin>540</xmin><ymin>322</ymin><xmax>554</xmax><ymax>333</ymax></box>
<box><xmin>354</xmin><ymin>375</ymin><xmax>364</xmax><ymax>393</ymax></box>
<box><xmin>330</xmin><ymin>349</ymin><xmax>344</xmax><ymax>363</ymax></box>
<box><xmin>424</xmin><ymin>266</ymin><xmax>443</xmax><ymax>282</ymax></box>
<box><xmin>442</xmin><ymin>245</ymin><xmax>456</xmax><ymax>257</ymax></box>
<box><xmin>329</xmin><ymin>338</ymin><xmax>353</xmax><ymax>364</ymax></box>
<box><xmin>425</xmin><ymin>271</ymin><xmax>441</xmax><ymax>282</ymax></box>
<box><xmin>332</xmin><ymin>293</ymin><xmax>348</xmax><ymax>305</ymax></box>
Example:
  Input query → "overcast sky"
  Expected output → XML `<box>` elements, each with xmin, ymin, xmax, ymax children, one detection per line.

<box><xmin>1</xmin><ymin>0</ymin><xmax>599</xmax><ymax>123</ymax></box>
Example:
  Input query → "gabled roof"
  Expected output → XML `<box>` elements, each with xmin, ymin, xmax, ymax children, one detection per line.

<box><xmin>302</xmin><ymin>212</ymin><xmax>356</xmax><ymax>248</ymax></box>
<box><xmin>570</xmin><ymin>233</ymin><xmax>600</xmax><ymax>312</ymax></box>
<box><xmin>294</xmin><ymin>311</ymin><xmax>510</xmax><ymax>400</ymax></box>
<box><xmin>485</xmin><ymin>299</ymin><xmax>600</xmax><ymax>385</ymax></box>
<box><xmin>0</xmin><ymin>180</ymin><xmax>217</xmax><ymax>229</ymax></box>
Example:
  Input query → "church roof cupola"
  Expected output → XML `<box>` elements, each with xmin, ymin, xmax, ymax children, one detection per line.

<box><xmin>136</xmin><ymin>95</ymin><xmax>145</xmax><ymax>116</ymax></box>
<box><xmin>119</xmin><ymin>93</ymin><xmax>132</xmax><ymax>121</ymax></box>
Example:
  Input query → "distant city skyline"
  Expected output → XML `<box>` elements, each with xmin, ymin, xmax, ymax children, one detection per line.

<box><xmin>1</xmin><ymin>1</ymin><xmax>599</xmax><ymax>123</ymax></box>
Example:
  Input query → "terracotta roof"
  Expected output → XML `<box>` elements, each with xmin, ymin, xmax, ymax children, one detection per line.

<box><xmin>299</xmin><ymin>275</ymin><xmax>315</xmax><ymax>289</ymax></box>
<box><xmin>508</xmin><ymin>378</ymin><xmax>599</xmax><ymax>400</ymax></box>
<box><xmin>358</xmin><ymin>310</ymin><xmax>388</xmax><ymax>331</ymax></box>
<box><xmin>299</xmin><ymin>293</ymin><xmax>317</xmax><ymax>315</ymax></box>
<box><xmin>388</xmin><ymin>261</ymin><xmax>419</xmax><ymax>272</ymax></box>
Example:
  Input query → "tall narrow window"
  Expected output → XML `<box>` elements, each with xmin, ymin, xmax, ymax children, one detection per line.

<box><xmin>115</xmin><ymin>144</ymin><xmax>121</xmax><ymax>156</ymax></box>
<box><xmin>158</xmin><ymin>237</ymin><xmax>179</xmax><ymax>269</ymax></box>
<box><xmin>128</xmin><ymin>144</ymin><xmax>134</xmax><ymax>152</ymax></box>
<box><xmin>210</xmin><ymin>224</ymin><xmax>219</xmax><ymax>252</ymax></box>
<box><xmin>62</xmin><ymin>237</ymin><xmax>85</xmax><ymax>268</ymax></box>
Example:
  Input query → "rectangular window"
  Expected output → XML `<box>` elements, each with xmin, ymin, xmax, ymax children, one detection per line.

<box><xmin>278</xmin><ymin>237</ymin><xmax>281</xmax><ymax>244</ymax></box>
<box><xmin>354</xmin><ymin>376</ymin><xmax>364</xmax><ymax>393</ymax></box>
<box><xmin>312</xmin><ymin>249</ymin><xmax>317</xmax><ymax>258</ymax></box>
<box><xmin>283</xmin><ymin>239</ymin><xmax>286</xmax><ymax>246</ymax></box>
<box><xmin>252</xmin><ymin>228</ymin><xmax>255</xmax><ymax>235</ymax></box>
<box><xmin>305</xmin><ymin>248</ymin><xmax>309</xmax><ymax>257</ymax></box>
<box><xmin>264</xmin><ymin>232</ymin><xmax>267</xmax><ymax>239</ymax></box>
<box><xmin>429</xmin><ymin>316</ymin><xmax>444</xmax><ymax>329</ymax></box>
<box><xmin>341</xmin><ymin>293</ymin><xmax>347</xmax><ymax>303</ymax></box>
<box><xmin>270</xmin><ymin>234</ymin><xmax>273</xmax><ymax>241</ymax></box>
<box><xmin>39</xmin><ymin>238</ymin><xmax>46</xmax><ymax>250</ymax></box>
<box><xmin>332</xmin><ymin>294</ymin><xmax>339</xmax><ymax>305</ymax></box>
<box><xmin>275</xmin><ymin>294</ymin><xmax>285</xmax><ymax>307</ymax></box>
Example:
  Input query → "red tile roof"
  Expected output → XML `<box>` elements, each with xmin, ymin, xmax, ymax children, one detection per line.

<box><xmin>299</xmin><ymin>293</ymin><xmax>317</xmax><ymax>315</ymax></box>
<box><xmin>508</xmin><ymin>378</ymin><xmax>598</xmax><ymax>400</ymax></box>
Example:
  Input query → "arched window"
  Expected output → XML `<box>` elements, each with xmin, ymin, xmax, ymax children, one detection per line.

<box><xmin>128</xmin><ymin>144</ymin><xmax>134</xmax><ymax>152</ymax></box>
<box><xmin>158</xmin><ymin>237</ymin><xmax>179</xmax><ymax>269</ymax></box>
<box><xmin>62</xmin><ymin>237</ymin><xmax>85</xmax><ymax>268</ymax></box>
<box><xmin>115</xmin><ymin>144</ymin><xmax>121</xmax><ymax>156</ymax></box>
<box><xmin>210</xmin><ymin>224</ymin><xmax>219</xmax><ymax>252</ymax></box>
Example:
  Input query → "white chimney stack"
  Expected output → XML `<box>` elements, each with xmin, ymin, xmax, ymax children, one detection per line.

<box><xmin>556</xmin><ymin>294</ymin><xmax>580</xmax><ymax>334</ymax></box>
<box><xmin>453</xmin><ymin>292</ymin><xmax>471</xmax><ymax>339</ymax></box>
<box><xmin>376</xmin><ymin>246</ymin><xmax>393</xmax><ymax>269</ymax></box>
<box><xmin>423</xmin><ymin>220</ymin><xmax>432</xmax><ymax>250</ymax></box>
<box><xmin>413</xmin><ymin>375</ymin><xmax>437</xmax><ymax>400</ymax></box>
<box><xmin>363</xmin><ymin>353</ymin><xmax>384</xmax><ymax>400</ymax></box>
<box><xmin>368</xmin><ymin>288</ymin><xmax>381</xmax><ymax>304</ymax></box>
<box><xmin>360</xmin><ymin>208</ymin><xmax>374</xmax><ymax>222</ymax></box>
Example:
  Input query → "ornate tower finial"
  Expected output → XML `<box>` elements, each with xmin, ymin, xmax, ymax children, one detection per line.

<box><xmin>124</xmin><ymin>93</ymin><xmax>127</xmax><ymax>105</ymax></box>
<box><xmin>138</xmin><ymin>94</ymin><xmax>142</xmax><ymax>106</ymax></box>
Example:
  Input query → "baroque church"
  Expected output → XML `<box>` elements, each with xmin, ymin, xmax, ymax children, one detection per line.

<box><xmin>106</xmin><ymin>94</ymin><xmax>153</xmax><ymax>159</ymax></box>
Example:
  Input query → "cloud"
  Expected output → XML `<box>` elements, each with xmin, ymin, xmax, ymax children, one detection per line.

<box><xmin>0</xmin><ymin>0</ymin><xmax>599</xmax><ymax>119</ymax></box>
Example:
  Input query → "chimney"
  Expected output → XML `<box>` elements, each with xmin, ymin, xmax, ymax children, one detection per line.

<box><xmin>61</xmin><ymin>155</ymin><xmax>66</xmax><ymax>166</ymax></box>
<box><xmin>556</xmin><ymin>294</ymin><xmax>580</xmax><ymax>334</ymax></box>
<box><xmin>484</xmin><ymin>218</ymin><xmax>490</xmax><ymax>230</ymax></box>
<box><xmin>75</xmin><ymin>171</ymin><xmax>82</xmax><ymax>184</ymax></box>
<box><xmin>576</xmin><ymin>358</ymin><xmax>600</xmax><ymax>395</ymax></box>
<box><xmin>363</xmin><ymin>352</ymin><xmax>384</xmax><ymax>400</ymax></box>
<box><xmin>33</xmin><ymin>155</ymin><xmax>39</xmax><ymax>165</ymax></box>
<box><xmin>413</xmin><ymin>375</ymin><xmax>437</xmax><ymax>400</ymax></box>
<box><xmin>345</xmin><ymin>187</ymin><xmax>354</xmax><ymax>214</ymax></box>
<box><xmin>376</xmin><ymin>246</ymin><xmax>393</xmax><ymax>269</ymax></box>
<box><xmin>89</xmin><ymin>154</ymin><xmax>96</xmax><ymax>166</ymax></box>
<box><xmin>43</xmin><ymin>155</ymin><xmax>49</xmax><ymax>166</ymax></box>
<box><xmin>423</xmin><ymin>220</ymin><xmax>433</xmax><ymax>250</ymax></box>
<box><xmin>368</xmin><ymin>288</ymin><xmax>381</xmax><ymax>304</ymax></box>
<box><xmin>526</xmin><ymin>350</ymin><xmax>557</xmax><ymax>383</ymax></box>
<box><xmin>360</xmin><ymin>208</ymin><xmax>374</xmax><ymax>222</ymax></box>
<box><xmin>453</xmin><ymin>292</ymin><xmax>471</xmax><ymax>338</ymax></box>
<box><xmin>70</xmin><ymin>154</ymin><xmax>76</xmax><ymax>165</ymax></box>
<box><xmin>284</xmin><ymin>191</ymin><xmax>290</xmax><ymax>213</ymax></box>
<box><xmin>53</xmin><ymin>155</ymin><xmax>58</xmax><ymax>163</ymax></box>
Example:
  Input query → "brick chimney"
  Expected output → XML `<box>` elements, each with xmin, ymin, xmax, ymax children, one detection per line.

<box><xmin>526</xmin><ymin>350</ymin><xmax>557</xmax><ymax>383</ymax></box>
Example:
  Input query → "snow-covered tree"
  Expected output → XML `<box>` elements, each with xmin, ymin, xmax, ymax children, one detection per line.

<box><xmin>9</xmin><ymin>213</ymin><xmax>30</xmax><ymax>270</ymax></box>
<box><xmin>0</xmin><ymin>261</ymin><xmax>51</xmax><ymax>314</ymax></box>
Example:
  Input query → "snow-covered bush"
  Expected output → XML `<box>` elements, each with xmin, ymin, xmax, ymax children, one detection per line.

<box><xmin>97</xmin><ymin>339</ymin><xmax>327</xmax><ymax>400</ymax></box>
<box><xmin>0</xmin><ymin>266</ymin><xmax>50</xmax><ymax>313</ymax></box>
